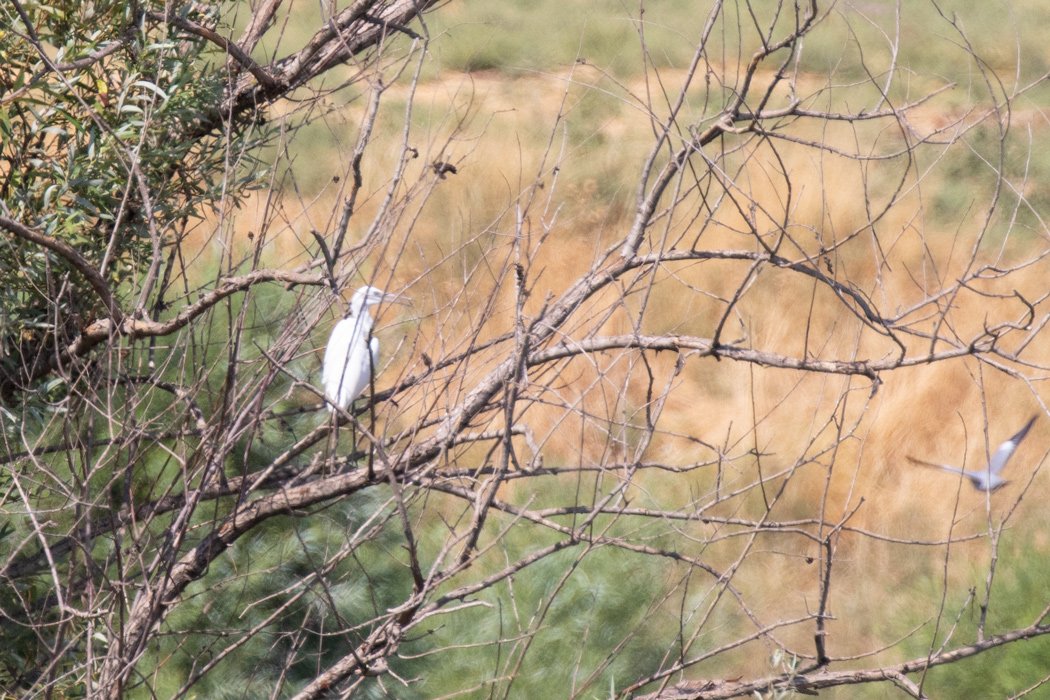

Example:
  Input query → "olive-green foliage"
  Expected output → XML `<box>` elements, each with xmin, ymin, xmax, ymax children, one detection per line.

<box><xmin>0</xmin><ymin>0</ymin><xmax>275</xmax><ymax>670</ymax></box>
<box><xmin>0</xmin><ymin>0</ymin><xmax>266</xmax><ymax>409</ymax></box>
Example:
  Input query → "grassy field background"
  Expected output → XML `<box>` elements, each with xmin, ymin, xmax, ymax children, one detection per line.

<box><xmin>184</xmin><ymin>1</ymin><xmax>1050</xmax><ymax>697</ymax></box>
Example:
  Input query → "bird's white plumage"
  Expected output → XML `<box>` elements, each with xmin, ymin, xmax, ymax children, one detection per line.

<box><xmin>322</xmin><ymin>286</ymin><xmax>408</xmax><ymax>413</ymax></box>
<box><xmin>907</xmin><ymin>415</ymin><xmax>1037</xmax><ymax>492</ymax></box>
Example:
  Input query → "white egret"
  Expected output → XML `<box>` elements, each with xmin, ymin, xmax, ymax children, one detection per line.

<box><xmin>322</xmin><ymin>286</ymin><xmax>409</xmax><ymax>413</ymax></box>
<box><xmin>906</xmin><ymin>415</ymin><xmax>1037</xmax><ymax>492</ymax></box>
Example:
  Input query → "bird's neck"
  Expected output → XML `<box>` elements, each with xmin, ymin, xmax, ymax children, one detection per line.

<box><xmin>347</xmin><ymin>310</ymin><xmax>374</xmax><ymax>328</ymax></box>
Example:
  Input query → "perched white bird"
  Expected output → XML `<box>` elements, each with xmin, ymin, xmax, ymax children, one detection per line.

<box><xmin>907</xmin><ymin>415</ymin><xmax>1038</xmax><ymax>492</ymax></box>
<box><xmin>322</xmin><ymin>286</ymin><xmax>409</xmax><ymax>413</ymax></box>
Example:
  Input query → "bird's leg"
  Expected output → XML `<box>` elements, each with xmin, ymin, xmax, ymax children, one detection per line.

<box><xmin>326</xmin><ymin>411</ymin><xmax>338</xmax><ymax>475</ymax></box>
<box><xmin>350</xmin><ymin>414</ymin><xmax>359</xmax><ymax>469</ymax></box>
<box><xmin>366</xmin><ymin>363</ymin><xmax>376</xmax><ymax>482</ymax></box>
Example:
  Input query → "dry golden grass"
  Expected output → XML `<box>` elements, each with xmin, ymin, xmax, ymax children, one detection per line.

<box><xmin>201</xmin><ymin>61</ymin><xmax>1050</xmax><ymax>680</ymax></box>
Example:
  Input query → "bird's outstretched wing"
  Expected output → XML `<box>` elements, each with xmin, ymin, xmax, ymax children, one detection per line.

<box><xmin>906</xmin><ymin>455</ymin><xmax>968</xmax><ymax>477</ymax></box>
<box><xmin>988</xmin><ymin>415</ymin><xmax>1038</xmax><ymax>476</ymax></box>
<box><xmin>907</xmin><ymin>455</ymin><xmax>986</xmax><ymax>489</ymax></box>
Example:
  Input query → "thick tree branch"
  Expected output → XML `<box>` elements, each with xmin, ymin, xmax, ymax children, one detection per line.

<box><xmin>0</xmin><ymin>216</ymin><xmax>123</xmax><ymax>323</ymax></box>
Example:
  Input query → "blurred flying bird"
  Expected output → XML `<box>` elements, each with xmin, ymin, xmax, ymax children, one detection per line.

<box><xmin>322</xmin><ymin>286</ymin><xmax>409</xmax><ymax>413</ymax></box>
<box><xmin>906</xmin><ymin>415</ymin><xmax>1038</xmax><ymax>492</ymax></box>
